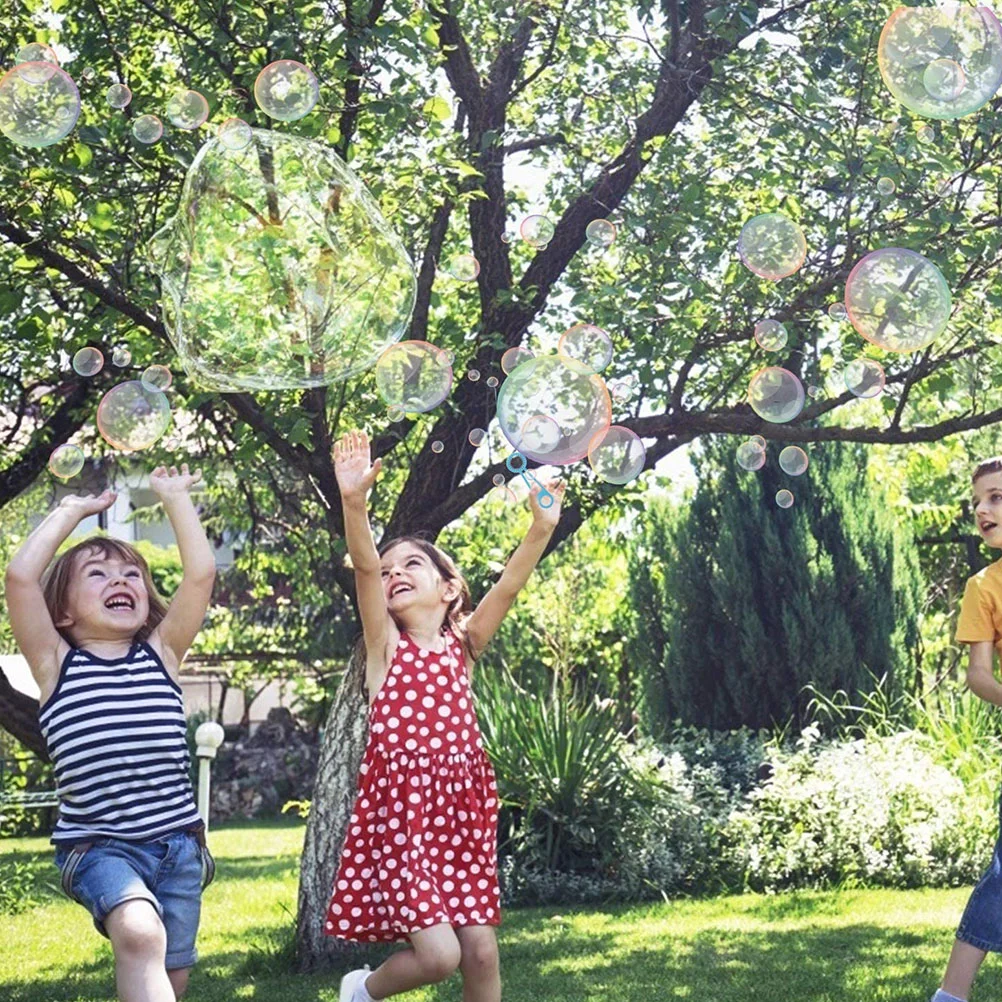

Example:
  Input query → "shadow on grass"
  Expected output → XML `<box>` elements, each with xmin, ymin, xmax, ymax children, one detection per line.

<box><xmin>213</xmin><ymin>854</ymin><xmax>302</xmax><ymax>882</ymax></box>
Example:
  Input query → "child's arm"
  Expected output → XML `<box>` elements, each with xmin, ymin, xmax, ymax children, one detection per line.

<box><xmin>466</xmin><ymin>478</ymin><xmax>566</xmax><ymax>659</ymax></box>
<box><xmin>147</xmin><ymin>465</ymin><xmax>215</xmax><ymax>674</ymax></box>
<box><xmin>332</xmin><ymin>431</ymin><xmax>391</xmax><ymax>662</ymax></box>
<box><xmin>4</xmin><ymin>491</ymin><xmax>117</xmax><ymax>687</ymax></box>
<box><xmin>965</xmin><ymin>641</ymin><xmax>1002</xmax><ymax>706</ymax></box>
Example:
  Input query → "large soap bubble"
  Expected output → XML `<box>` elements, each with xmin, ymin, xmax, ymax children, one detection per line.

<box><xmin>738</xmin><ymin>213</ymin><xmax>807</xmax><ymax>280</ymax></box>
<box><xmin>497</xmin><ymin>354</ymin><xmax>611</xmax><ymax>465</ymax></box>
<box><xmin>97</xmin><ymin>381</ymin><xmax>171</xmax><ymax>451</ymax></box>
<box><xmin>254</xmin><ymin>60</ymin><xmax>319</xmax><ymax>121</ymax></box>
<box><xmin>0</xmin><ymin>62</ymin><xmax>80</xmax><ymax>147</ymax></box>
<box><xmin>748</xmin><ymin>367</ymin><xmax>805</xmax><ymax>424</ymax></box>
<box><xmin>147</xmin><ymin>129</ymin><xmax>417</xmax><ymax>392</ymax></box>
<box><xmin>845</xmin><ymin>248</ymin><xmax>951</xmax><ymax>352</ymax></box>
<box><xmin>374</xmin><ymin>341</ymin><xmax>453</xmax><ymax>412</ymax></box>
<box><xmin>558</xmin><ymin>323</ymin><xmax>612</xmax><ymax>373</ymax></box>
<box><xmin>878</xmin><ymin>4</ymin><xmax>1002</xmax><ymax>120</ymax></box>
<box><xmin>588</xmin><ymin>426</ymin><xmax>646</xmax><ymax>484</ymax></box>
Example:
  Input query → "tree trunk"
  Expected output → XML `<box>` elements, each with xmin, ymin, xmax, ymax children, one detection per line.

<box><xmin>296</xmin><ymin>645</ymin><xmax>373</xmax><ymax>972</ymax></box>
<box><xmin>0</xmin><ymin>667</ymin><xmax>47</xmax><ymax>761</ymax></box>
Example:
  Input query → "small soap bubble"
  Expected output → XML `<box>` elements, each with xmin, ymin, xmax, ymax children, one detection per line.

<box><xmin>751</xmin><ymin>435</ymin><xmax>766</xmax><ymax>448</ymax></box>
<box><xmin>486</xmin><ymin>376</ymin><xmax>499</xmax><ymax>388</ymax></box>
<box><xmin>748</xmin><ymin>367</ymin><xmax>805</xmax><ymax>424</ymax></box>
<box><xmin>589</xmin><ymin>425</ymin><xmax>646</xmax><ymax>484</ymax></box>
<box><xmin>501</xmin><ymin>233</ymin><xmax>511</xmax><ymax>244</ymax></box>
<box><xmin>166</xmin><ymin>89</ymin><xmax>209</xmax><ymax>130</ymax></box>
<box><xmin>388</xmin><ymin>405</ymin><xmax>405</xmax><ymax>422</ymax></box>
<box><xmin>375</xmin><ymin>341</ymin><xmax>453</xmax><ymax>412</ymax></box>
<box><xmin>753</xmin><ymin>318</ymin><xmax>788</xmax><ymax>352</ymax></box>
<box><xmin>736</xmin><ymin>441</ymin><xmax>766</xmax><ymax>471</ymax></box>
<box><xmin>877</xmin><ymin>176</ymin><xmax>896</xmax><ymax>196</ymax></box>
<box><xmin>0</xmin><ymin>63</ymin><xmax>80</xmax><ymax>147</ymax></box>
<box><xmin>97</xmin><ymin>381</ymin><xmax>171</xmax><ymax>452</ymax></box>
<box><xmin>431</xmin><ymin>440</ymin><xmax>445</xmax><ymax>453</ymax></box>
<box><xmin>467</xmin><ymin>369</ymin><xmax>481</xmax><ymax>382</ymax></box>
<box><xmin>585</xmin><ymin>218</ymin><xmax>617</xmax><ymax>247</ymax></box>
<box><xmin>492</xmin><ymin>473</ymin><xmax>506</xmax><ymax>487</ymax></box>
<box><xmin>488</xmin><ymin>484</ymin><xmax>518</xmax><ymax>506</ymax></box>
<box><xmin>48</xmin><ymin>443</ymin><xmax>85</xmax><ymax>479</ymax></box>
<box><xmin>80</xmin><ymin>66</ymin><xmax>96</xmax><ymax>82</ymax></box>
<box><xmin>73</xmin><ymin>347</ymin><xmax>104</xmax><ymax>376</ymax></box>
<box><xmin>15</xmin><ymin>43</ymin><xmax>59</xmax><ymax>84</ymax></box>
<box><xmin>828</xmin><ymin>302</ymin><xmax>848</xmax><ymax>321</ymax></box>
<box><xmin>918</xmin><ymin>125</ymin><xmax>936</xmax><ymax>143</ymax></box>
<box><xmin>141</xmin><ymin>364</ymin><xmax>172</xmax><ymax>391</ymax></box>
<box><xmin>254</xmin><ymin>60</ymin><xmax>319</xmax><ymax>121</ymax></box>
<box><xmin>445</xmin><ymin>254</ymin><xmax>480</xmax><ymax>281</ymax></box>
<box><xmin>106</xmin><ymin>83</ymin><xmax>132</xmax><ymax>109</ymax></box>
<box><xmin>779</xmin><ymin>445</ymin><xmax>809</xmax><ymax>476</ymax></box>
<box><xmin>501</xmin><ymin>346</ymin><xmax>534</xmax><ymax>374</ymax></box>
<box><xmin>520</xmin><ymin>214</ymin><xmax>555</xmax><ymax>248</ymax></box>
<box><xmin>923</xmin><ymin>58</ymin><xmax>966</xmax><ymax>102</ymax></box>
<box><xmin>807</xmin><ymin>384</ymin><xmax>821</xmax><ymax>398</ymax></box>
<box><xmin>468</xmin><ymin>427</ymin><xmax>486</xmax><ymax>447</ymax></box>
<box><xmin>111</xmin><ymin>346</ymin><xmax>131</xmax><ymax>367</ymax></box>
<box><xmin>844</xmin><ymin>358</ymin><xmax>886</xmax><ymax>398</ymax></box>
<box><xmin>521</xmin><ymin>414</ymin><xmax>561</xmax><ymax>455</ymax></box>
<box><xmin>132</xmin><ymin>114</ymin><xmax>163</xmax><ymax>144</ymax></box>
<box><xmin>558</xmin><ymin>323</ymin><xmax>612</xmax><ymax>373</ymax></box>
<box><xmin>737</xmin><ymin>212</ymin><xmax>807</xmax><ymax>280</ymax></box>
<box><xmin>218</xmin><ymin>117</ymin><xmax>252</xmax><ymax>150</ymax></box>
<box><xmin>776</xmin><ymin>489</ymin><xmax>795</xmax><ymax>509</ymax></box>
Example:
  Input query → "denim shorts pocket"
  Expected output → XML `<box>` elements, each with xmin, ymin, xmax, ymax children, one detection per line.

<box><xmin>200</xmin><ymin>844</ymin><xmax>215</xmax><ymax>890</ymax></box>
<box><xmin>57</xmin><ymin>844</ymin><xmax>93</xmax><ymax>903</ymax></box>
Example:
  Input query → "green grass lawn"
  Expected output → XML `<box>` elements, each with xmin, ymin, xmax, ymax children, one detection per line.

<box><xmin>2</xmin><ymin>817</ymin><xmax>1000</xmax><ymax>1001</ymax></box>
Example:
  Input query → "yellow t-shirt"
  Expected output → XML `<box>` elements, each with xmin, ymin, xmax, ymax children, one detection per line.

<box><xmin>956</xmin><ymin>559</ymin><xmax>1002</xmax><ymax>656</ymax></box>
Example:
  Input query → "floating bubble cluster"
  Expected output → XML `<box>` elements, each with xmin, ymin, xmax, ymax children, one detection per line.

<box><xmin>844</xmin><ymin>358</ymin><xmax>886</xmax><ymax>398</ymax></box>
<box><xmin>754</xmin><ymin>318</ymin><xmax>788</xmax><ymax>352</ymax></box>
<box><xmin>97</xmin><ymin>381</ymin><xmax>171</xmax><ymax>451</ymax></box>
<box><xmin>748</xmin><ymin>366</ymin><xmax>805</xmax><ymax>424</ymax></box>
<box><xmin>879</xmin><ymin>4</ymin><xmax>1002</xmax><ymax>120</ymax></box>
<box><xmin>558</xmin><ymin>323</ymin><xmax>612</xmax><ymax>373</ymax></box>
<box><xmin>0</xmin><ymin>62</ymin><xmax>80</xmax><ymax>147</ymax></box>
<box><xmin>588</xmin><ymin>426</ymin><xmax>645</xmax><ymax>484</ymax></box>
<box><xmin>779</xmin><ymin>445</ymin><xmax>809</xmax><ymax>476</ymax></box>
<box><xmin>497</xmin><ymin>354</ymin><xmax>611</xmax><ymax>465</ymax></box>
<box><xmin>148</xmin><ymin>129</ymin><xmax>416</xmax><ymax>391</ymax></box>
<box><xmin>166</xmin><ymin>89</ymin><xmax>209</xmax><ymax>130</ymax></box>
<box><xmin>844</xmin><ymin>247</ymin><xmax>951</xmax><ymax>352</ymax></box>
<box><xmin>738</xmin><ymin>212</ymin><xmax>807</xmax><ymax>280</ymax></box>
<box><xmin>48</xmin><ymin>444</ymin><xmax>85</xmax><ymax>479</ymax></box>
<box><xmin>374</xmin><ymin>340</ymin><xmax>452</xmax><ymax>412</ymax></box>
<box><xmin>73</xmin><ymin>347</ymin><xmax>104</xmax><ymax>376</ymax></box>
<box><xmin>254</xmin><ymin>60</ymin><xmax>319</xmax><ymax>121</ymax></box>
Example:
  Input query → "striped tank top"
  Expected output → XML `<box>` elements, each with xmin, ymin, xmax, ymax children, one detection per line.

<box><xmin>38</xmin><ymin>641</ymin><xmax>202</xmax><ymax>845</ymax></box>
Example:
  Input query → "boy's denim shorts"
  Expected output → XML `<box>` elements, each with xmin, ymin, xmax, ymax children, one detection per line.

<box><xmin>958</xmin><ymin>791</ymin><xmax>1002</xmax><ymax>952</ymax></box>
<box><xmin>54</xmin><ymin>828</ymin><xmax>215</xmax><ymax>970</ymax></box>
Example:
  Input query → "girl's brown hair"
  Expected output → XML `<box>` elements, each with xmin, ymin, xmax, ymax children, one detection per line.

<box><xmin>354</xmin><ymin>534</ymin><xmax>475</xmax><ymax>698</ymax></box>
<box><xmin>973</xmin><ymin>457</ymin><xmax>1002</xmax><ymax>483</ymax></box>
<box><xmin>42</xmin><ymin>538</ymin><xmax>168</xmax><ymax>646</ymax></box>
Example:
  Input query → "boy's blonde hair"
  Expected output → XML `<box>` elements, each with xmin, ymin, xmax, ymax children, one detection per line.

<box><xmin>42</xmin><ymin>538</ymin><xmax>168</xmax><ymax>646</ymax></box>
<box><xmin>354</xmin><ymin>535</ymin><xmax>475</xmax><ymax>698</ymax></box>
<box><xmin>973</xmin><ymin>457</ymin><xmax>1002</xmax><ymax>483</ymax></box>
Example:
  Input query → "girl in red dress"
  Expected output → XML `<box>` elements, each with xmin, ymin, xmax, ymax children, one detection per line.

<box><xmin>326</xmin><ymin>430</ymin><xmax>565</xmax><ymax>1002</ymax></box>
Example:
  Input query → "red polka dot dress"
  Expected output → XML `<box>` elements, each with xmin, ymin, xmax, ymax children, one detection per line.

<box><xmin>324</xmin><ymin>629</ymin><xmax>501</xmax><ymax>942</ymax></box>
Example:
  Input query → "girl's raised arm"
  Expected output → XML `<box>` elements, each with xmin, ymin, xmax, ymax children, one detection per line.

<box><xmin>466</xmin><ymin>479</ymin><xmax>566</xmax><ymax>659</ymax></box>
<box><xmin>147</xmin><ymin>465</ymin><xmax>216</xmax><ymax>673</ymax></box>
<box><xmin>332</xmin><ymin>431</ymin><xmax>390</xmax><ymax>657</ymax></box>
<box><xmin>4</xmin><ymin>491</ymin><xmax>116</xmax><ymax>684</ymax></box>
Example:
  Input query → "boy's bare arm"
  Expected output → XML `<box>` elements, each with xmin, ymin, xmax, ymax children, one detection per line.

<box><xmin>966</xmin><ymin>641</ymin><xmax>1002</xmax><ymax>707</ymax></box>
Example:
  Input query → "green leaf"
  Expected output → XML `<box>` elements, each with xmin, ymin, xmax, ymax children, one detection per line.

<box><xmin>422</xmin><ymin>95</ymin><xmax>451</xmax><ymax>122</ymax></box>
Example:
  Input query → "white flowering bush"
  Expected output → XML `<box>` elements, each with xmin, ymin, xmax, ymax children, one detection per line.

<box><xmin>725</xmin><ymin>725</ymin><xmax>994</xmax><ymax>892</ymax></box>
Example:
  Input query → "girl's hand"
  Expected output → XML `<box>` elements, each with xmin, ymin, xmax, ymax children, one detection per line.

<box><xmin>333</xmin><ymin>430</ymin><xmax>382</xmax><ymax>501</ymax></box>
<box><xmin>58</xmin><ymin>490</ymin><xmax>116</xmax><ymax>517</ymax></box>
<box><xmin>529</xmin><ymin>478</ymin><xmax>566</xmax><ymax>528</ymax></box>
<box><xmin>150</xmin><ymin>464</ymin><xmax>203</xmax><ymax>498</ymax></box>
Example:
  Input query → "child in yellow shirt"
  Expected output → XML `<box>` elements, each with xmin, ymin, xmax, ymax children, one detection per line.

<box><xmin>933</xmin><ymin>456</ymin><xmax>1002</xmax><ymax>1002</ymax></box>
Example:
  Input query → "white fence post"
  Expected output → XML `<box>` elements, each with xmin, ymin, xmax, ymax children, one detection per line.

<box><xmin>195</xmin><ymin>721</ymin><xmax>225</xmax><ymax>830</ymax></box>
